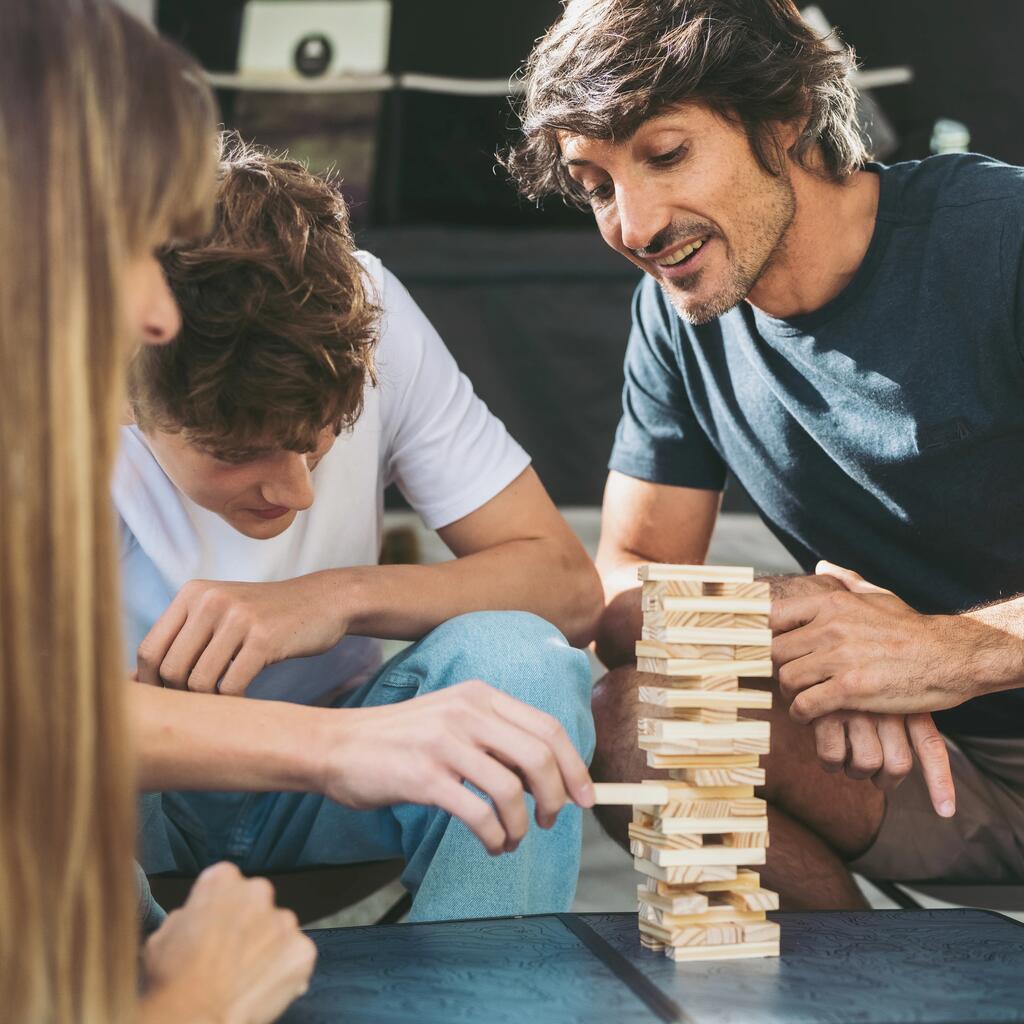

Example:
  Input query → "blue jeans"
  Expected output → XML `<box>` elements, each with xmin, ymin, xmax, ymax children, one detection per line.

<box><xmin>138</xmin><ymin>611</ymin><xmax>594</xmax><ymax>921</ymax></box>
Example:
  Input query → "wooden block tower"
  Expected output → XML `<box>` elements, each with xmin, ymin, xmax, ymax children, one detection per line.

<box><xmin>594</xmin><ymin>562</ymin><xmax>780</xmax><ymax>963</ymax></box>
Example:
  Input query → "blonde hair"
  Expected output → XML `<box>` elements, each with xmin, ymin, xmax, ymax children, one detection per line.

<box><xmin>0</xmin><ymin>2</ymin><xmax>216</xmax><ymax>1021</ymax></box>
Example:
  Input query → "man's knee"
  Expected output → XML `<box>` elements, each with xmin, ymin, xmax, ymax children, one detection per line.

<box><xmin>417</xmin><ymin>611</ymin><xmax>594</xmax><ymax>755</ymax></box>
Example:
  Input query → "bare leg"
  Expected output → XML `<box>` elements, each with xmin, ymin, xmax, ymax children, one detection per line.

<box><xmin>591</xmin><ymin>667</ymin><xmax>883</xmax><ymax>910</ymax></box>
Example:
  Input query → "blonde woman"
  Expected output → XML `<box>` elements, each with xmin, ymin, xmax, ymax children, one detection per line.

<box><xmin>0</xmin><ymin>2</ymin><xmax>315</xmax><ymax>1022</ymax></box>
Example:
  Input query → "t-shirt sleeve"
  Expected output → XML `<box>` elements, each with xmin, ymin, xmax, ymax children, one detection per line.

<box><xmin>608</xmin><ymin>278</ymin><xmax>727</xmax><ymax>490</ymax></box>
<box><xmin>375</xmin><ymin>265</ymin><xmax>531</xmax><ymax>530</ymax></box>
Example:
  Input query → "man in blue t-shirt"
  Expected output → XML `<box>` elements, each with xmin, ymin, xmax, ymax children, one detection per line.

<box><xmin>506</xmin><ymin>0</ymin><xmax>1024</xmax><ymax>908</ymax></box>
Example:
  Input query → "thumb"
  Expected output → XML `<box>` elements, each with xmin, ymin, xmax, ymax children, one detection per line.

<box><xmin>816</xmin><ymin>560</ymin><xmax>891</xmax><ymax>596</ymax></box>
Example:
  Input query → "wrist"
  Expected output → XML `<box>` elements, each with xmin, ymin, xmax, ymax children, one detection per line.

<box><xmin>139</xmin><ymin>982</ymin><xmax>222</xmax><ymax>1024</ymax></box>
<box><xmin>950</xmin><ymin>613</ymin><xmax>1024</xmax><ymax>699</ymax></box>
<box><xmin>304</xmin><ymin>703</ymin><xmax>365</xmax><ymax>800</ymax></box>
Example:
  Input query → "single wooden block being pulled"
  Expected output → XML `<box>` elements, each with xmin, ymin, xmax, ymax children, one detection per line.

<box><xmin>591</xmin><ymin>782</ymin><xmax>671</xmax><ymax>806</ymax></box>
<box><xmin>636</xmin><ymin>656</ymin><xmax>772</xmax><ymax>678</ymax></box>
<box><xmin>641</xmin><ymin>625</ymin><xmax>772</xmax><ymax>646</ymax></box>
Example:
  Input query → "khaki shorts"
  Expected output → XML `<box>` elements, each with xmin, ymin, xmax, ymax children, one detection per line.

<box><xmin>848</xmin><ymin>735</ymin><xmax>1024</xmax><ymax>883</ymax></box>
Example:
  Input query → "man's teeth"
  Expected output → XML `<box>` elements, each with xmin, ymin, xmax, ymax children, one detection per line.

<box><xmin>656</xmin><ymin>238</ymin><xmax>705</xmax><ymax>267</ymax></box>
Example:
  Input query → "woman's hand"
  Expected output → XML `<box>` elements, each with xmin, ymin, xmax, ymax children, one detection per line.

<box><xmin>140</xmin><ymin>862</ymin><xmax>316</xmax><ymax>1024</ymax></box>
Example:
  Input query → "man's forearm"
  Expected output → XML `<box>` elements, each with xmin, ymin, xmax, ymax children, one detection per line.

<box><xmin>324</xmin><ymin>537</ymin><xmax>601</xmax><ymax>647</ymax></box>
<box><xmin>133</xmin><ymin>684</ymin><xmax>328</xmax><ymax>793</ymax></box>
<box><xmin>959</xmin><ymin>595</ymin><xmax>1024</xmax><ymax>696</ymax></box>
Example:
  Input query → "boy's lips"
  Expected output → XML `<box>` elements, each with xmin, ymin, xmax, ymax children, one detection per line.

<box><xmin>250</xmin><ymin>505</ymin><xmax>290</xmax><ymax>520</ymax></box>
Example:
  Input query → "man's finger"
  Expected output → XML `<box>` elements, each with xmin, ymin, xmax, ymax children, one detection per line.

<box><xmin>779</xmin><ymin>654</ymin><xmax>834</xmax><ymax>705</ymax></box>
<box><xmin>907</xmin><ymin>713</ymin><xmax>956</xmax><ymax>817</ymax></box>
<box><xmin>488</xmin><ymin>687</ymin><xmax>593</xmax><ymax>807</ymax></box>
<box><xmin>872</xmin><ymin>715</ymin><xmax>915</xmax><ymax>792</ymax></box>
<box><xmin>844</xmin><ymin>714</ymin><xmax>884</xmax><ymax>780</ymax></box>
<box><xmin>815</xmin><ymin>560</ymin><xmax>892</xmax><ymax>596</ymax></box>
<box><xmin>813</xmin><ymin>714</ymin><xmax>847</xmax><ymax>773</ymax></box>
<box><xmin>770</xmin><ymin>595</ymin><xmax>824</xmax><ymax>636</ymax></box>
<box><xmin>771</xmin><ymin>626</ymin><xmax>819</xmax><ymax>671</ymax></box>
<box><xmin>136</xmin><ymin>600</ymin><xmax>189</xmax><ymax>685</ymax></box>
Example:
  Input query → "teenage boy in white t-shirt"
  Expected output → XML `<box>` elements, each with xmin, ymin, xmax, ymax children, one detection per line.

<box><xmin>119</xmin><ymin>146</ymin><xmax>601</xmax><ymax>922</ymax></box>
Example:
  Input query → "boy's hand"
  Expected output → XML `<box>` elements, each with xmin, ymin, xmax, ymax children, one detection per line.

<box><xmin>317</xmin><ymin>679</ymin><xmax>595</xmax><ymax>854</ymax></box>
<box><xmin>137</xmin><ymin>575</ymin><xmax>347</xmax><ymax>694</ymax></box>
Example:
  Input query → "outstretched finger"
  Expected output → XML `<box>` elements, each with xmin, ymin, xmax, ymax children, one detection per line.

<box><xmin>907</xmin><ymin>713</ymin><xmax>956</xmax><ymax>817</ymax></box>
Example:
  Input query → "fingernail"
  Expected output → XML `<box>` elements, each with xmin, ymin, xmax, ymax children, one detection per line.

<box><xmin>578</xmin><ymin>782</ymin><xmax>594</xmax><ymax>806</ymax></box>
<box><xmin>939</xmin><ymin>800</ymin><xmax>955</xmax><ymax>818</ymax></box>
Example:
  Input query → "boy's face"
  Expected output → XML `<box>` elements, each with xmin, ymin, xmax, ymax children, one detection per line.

<box><xmin>143</xmin><ymin>426</ymin><xmax>338</xmax><ymax>539</ymax></box>
<box><xmin>559</xmin><ymin>102</ymin><xmax>796</xmax><ymax>325</ymax></box>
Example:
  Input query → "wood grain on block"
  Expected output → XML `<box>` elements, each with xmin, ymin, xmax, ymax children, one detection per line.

<box><xmin>591</xmin><ymin>782</ymin><xmax>671</xmax><ymax>805</ymax></box>
<box><xmin>667</xmin><ymin>765</ymin><xmax>767</xmax><ymax>786</ymax></box>
<box><xmin>724</xmin><ymin>830</ymin><xmax>769</xmax><ymax>848</ymax></box>
<box><xmin>702</xmin><ymin>581</ymin><xmax>770</xmax><ymax>599</ymax></box>
<box><xmin>630</xmin><ymin>838</ymin><xmax>766</xmax><ymax>867</ymax></box>
<box><xmin>639</xmin><ymin>915</ymin><xmax>744</xmax><ymax>948</ymax></box>
<box><xmin>740</xmin><ymin>920</ymin><xmax>781</xmax><ymax>944</ymax></box>
<box><xmin>635</xmin><ymin>885</ymin><xmax>709</xmax><ymax>915</ymax></box>
<box><xmin>644</xmin><ymin>780</ymin><xmax>756</xmax><ymax>801</ymax></box>
<box><xmin>640</xmin><ymin>871</ymin><xmax>759</xmax><ymax>900</ymax></box>
<box><xmin>628</xmin><ymin>824</ymin><xmax>704</xmax><ymax>849</ymax></box>
<box><xmin>637</xmin><ymin>813</ymin><xmax>769</xmax><ymax>836</ymax></box>
<box><xmin>638</xmin><ymin>563</ymin><xmax>754</xmax><ymax>583</ymax></box>
<box><xmin>644</xmin><ymin>752</ymin><xmax>761</xmax><ymax>768</ymax></box>
<box><xmin>641</xmin><ymin>580</ymin><xmax>704</xmax><ymax>601</ymax></box>
<box><xmin>638</xmin><ymin>686</ymin><xmax>772</xmax><ymax>710</ymax></box>
<box><xmin>637</xmin><ymin>639</ymin><xmax>737</xmax><ymax>660</ymax></box>
<box><xmin>659</xmin><ymin>595</ymin><xmax>770</xmax><ymax>614</ymax></box>
<box><xmin>735</xmin><ymin>645</ymin><xmax>772</xmax><ymax>661</ymax></box>
<box><xmin>636</xmin><ymin>657</ymin><xmax>772</xmax><ymax>678</ymax></box>
<box><xmin>652</xmin><ymin>797</ymin><xmax>766</xmax><ymax>819</ymax></box>
<box><xmin>721</xmin><ymin>886</ymin><xmax>779</xmax><ymax>911</ymax></box>
<box><xmin>641</xmin><ymin>903</ymin><xmax>766</xmax><ymax>928</ymax></box>
<box><xmin>665</xmin><ymin>939</ymin><xmax>779</xmax><ymax>961</ymax></box>
<box><xmin>732</xmin><ymin>612</ymin><xmax>771</xmax><ymax>629</ymax></box>
<box><xmin>640</xmin><ymin>734</ymin><xmax>771</xmax><ymax>756</ymax></box>
<box><xmin>639</xmin><ymin>933</ymin><xmax>666</xmax><ymax>952</ymax></box>
<box><xmin>641</xmin><ymin>625</ymin><xmax>772</xmax><ymax>646</ymax></box>
<box><xmin>640</xmin><ymin>717</ymin><xmax>770</xmax><ymax>743</ymax></box>
<box><xmin>664</xmin><ymin>706</ymin><xmax>739</xmax><ymax>724</ymax></box>
<box><xmin>634</xmin><ymin>857</ymin><xmax>737</xmax><ymax>885</ymax></box>
<box><xmin>639</xmin><ymin>670</ymin><xmax>741</xmax><ymax>691</ymax></box>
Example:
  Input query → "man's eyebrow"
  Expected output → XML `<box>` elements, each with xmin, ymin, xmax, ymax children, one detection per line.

<box><xmin>562</xmin><ymin>157</ymin><xmax>592</xmax><ymax>167</ymax></box>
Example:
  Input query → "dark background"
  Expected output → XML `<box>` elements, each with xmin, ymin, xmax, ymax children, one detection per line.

<box><xmin>156</xmin><ymin>0</ymin><xmax>1024</xmax><ymax>509</ymax></box>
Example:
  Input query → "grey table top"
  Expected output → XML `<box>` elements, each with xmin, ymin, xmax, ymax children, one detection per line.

<box><xmin>283</xmin><ymin>909</ymin><xmax>1024</xmax><ymax>1024</ymax></box>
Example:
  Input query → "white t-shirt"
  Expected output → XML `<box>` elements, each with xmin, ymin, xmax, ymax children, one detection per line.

<box><xmin>114</xmin><ymin>252</ymin><xmax>530</xmax><ymax>704</ymax></box>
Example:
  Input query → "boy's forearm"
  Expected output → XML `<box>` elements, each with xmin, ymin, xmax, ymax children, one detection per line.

<box><xmin>132</xmin><ymin>684</ymin><xmax>328</xmax><ymax>793</ymax></box>
<box><xmin>326</xmin><ymin>537</ymin><xmax>601</xmax><ymax>647</ymax></box>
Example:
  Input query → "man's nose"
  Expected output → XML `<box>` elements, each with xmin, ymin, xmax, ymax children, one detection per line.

<box><xmin>616</xmin><ymin>181</ymin><xmax>672</xmax><ymax>256</ymax></box>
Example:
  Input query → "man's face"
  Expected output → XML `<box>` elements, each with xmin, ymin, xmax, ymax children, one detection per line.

<box><xmin>143</xmin><ymin>426</ymin><xmax>338</xmax><ymax>539</ymax></box>
<box><xmin>561</xmin><ymin>104</ymin><xmax>796</xmax><ymax>324</ymax></box>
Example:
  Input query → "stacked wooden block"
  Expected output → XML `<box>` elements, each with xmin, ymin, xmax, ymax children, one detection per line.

<box><xmin>595</xmin><ymin>562</ymin><xmax>780</xmax><ymax>962</ymax></box>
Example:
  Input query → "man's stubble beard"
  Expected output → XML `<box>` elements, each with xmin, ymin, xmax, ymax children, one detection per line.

<box><xmin>662</xmin><ymin>172</ymin><xmax>797</xmax><ymax>327</ymax></box>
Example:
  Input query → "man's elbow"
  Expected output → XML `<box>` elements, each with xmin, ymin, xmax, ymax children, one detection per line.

<box><xmin>557</xmin><ymin>549</ymin><xmax>604</xmax><ymax>648</ymax></box>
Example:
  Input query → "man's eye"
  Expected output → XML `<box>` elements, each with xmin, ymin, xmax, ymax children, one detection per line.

<box><xmin>650</xmin><ymin>145</ymin><xmax>685</xmax><ymax>166</ymax></box>
<box><xmin>587</xmin><ymin>181</ymin><xmax>613</xmax><ymax>203</ymax></box>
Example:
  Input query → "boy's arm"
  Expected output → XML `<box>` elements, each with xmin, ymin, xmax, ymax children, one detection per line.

<box><xmin>136</xmin><ymin>466</ymin><xmax>601</xmax><ymax>695</ymax></box>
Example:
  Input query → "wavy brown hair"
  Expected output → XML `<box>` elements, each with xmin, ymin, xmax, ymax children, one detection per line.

<box><xmin>129</xmin><ymin>138</ymin><xmax>380</xmax><ymax>460</ymax></box>
<box><xmin>504</xmin><ymin>0</ymin><xmax>867</xmax><ymax>208</ymax></box>
<box><xmin>0</xmin><ymin>1</ymin><xmax>216</xmax><ymax>1021</ymax></box>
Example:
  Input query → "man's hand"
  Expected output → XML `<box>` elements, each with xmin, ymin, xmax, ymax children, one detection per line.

<box><xmin>812</xmin><ymin>710</ymin><xmax>955</xmax><ymax>817</ymax></box>
<box><xmin>137</xmin><ymin>574</ymin><xmax>347</xmax><ymax>695</ymax></box>
<box><xmin>772</xmin><ymin>561</ymin><xmax>988</xmax><ymax>720</ymax></box>
<box><xmin>315</xmin><ymin>679</ymin><xmax>595</xmax><ymax>855</ymax></box>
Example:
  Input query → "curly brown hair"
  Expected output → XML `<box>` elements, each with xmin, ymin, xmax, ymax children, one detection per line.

<box><xmin>503</xmin><ymin>0</ymin><xmax>868</xmax><ymax>208</ymax></box>
<box><xmin>128</xmin><ymin>136</ymin><xmax>379</xmax><ymax>460</ymax></box>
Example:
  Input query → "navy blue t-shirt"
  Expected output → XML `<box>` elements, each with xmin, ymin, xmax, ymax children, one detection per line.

<box><xmin>609</xmin><ymin>154</ymin><xmax>1024</xmax><ymax>738</ymax></box>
